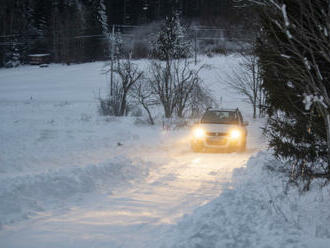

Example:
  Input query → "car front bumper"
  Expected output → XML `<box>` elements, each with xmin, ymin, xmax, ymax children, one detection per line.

<box><xmin>191</xmin><ymin>135</ymin><xmax>242</xmax><ymax>149</ymax></box>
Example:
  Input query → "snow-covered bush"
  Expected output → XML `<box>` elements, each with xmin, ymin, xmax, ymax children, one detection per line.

<box><xmin>98</xmin><ymin>82</ymin><xmax>122</xmax><ymax>116</ymax></box>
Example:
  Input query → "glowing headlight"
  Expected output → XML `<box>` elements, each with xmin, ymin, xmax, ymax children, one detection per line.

<box><xmin>193</xmin><ymin>127</ymin><xmax>205</xmax><ymax>139</ymax></box>
<box><xmin>229</xmin><ymin>129</ymin><xmax>241</xmax><ymax>139</ymax></box>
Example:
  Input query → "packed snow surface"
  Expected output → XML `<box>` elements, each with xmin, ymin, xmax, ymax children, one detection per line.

<box><xmin>1</xmin><ymin>56</ymin><xmax>329</xmax><ymax>248</ymax></box>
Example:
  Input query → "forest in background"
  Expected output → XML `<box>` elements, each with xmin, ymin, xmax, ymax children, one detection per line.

<box><xmin>0</xmin><ymin>0</ymin><xmax>251</xmax><ymax>67</ymax></box>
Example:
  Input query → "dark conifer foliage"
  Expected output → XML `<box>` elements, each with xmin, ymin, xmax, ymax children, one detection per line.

<box><xmin>255</xmin><ymin>0</ymin><xmax>330</xmax><ymax>181</ymax></box>
<box><xmin>151</xmin><ymin>14</ymin><xmax>192</xmax><ymax>60</ymax></box>
<box><xmin>0</xmin><ymin>0</ymin><xmax>239</xmax><ymax>66</ymax></box>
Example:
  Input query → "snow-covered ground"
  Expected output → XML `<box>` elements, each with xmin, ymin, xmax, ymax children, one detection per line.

<box><xmin>0</xmin><ymin>56</ymin><xmax>329</xmax><ymax>248</ymax></box>
<box><xmin>160</xmin><ymin>151</ymin><xmax>330</xmax><ymax>248</ymax></box>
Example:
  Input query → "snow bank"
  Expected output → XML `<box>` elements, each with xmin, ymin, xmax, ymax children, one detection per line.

<box><xmin>160</xmin><ymin>151</ymin><xmax>330</xmax><ymax>248</ymax></box>
<box><xmin>0</xmin><ymin>156</ymin><xmax>150</xmax><ymax>228</ymax></box>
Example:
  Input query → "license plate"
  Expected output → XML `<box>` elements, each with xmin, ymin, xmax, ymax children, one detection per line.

<box><xmin>207</xmin><ymin>137</ymin><xmax>226</xmax><ymax>145</ymax></box>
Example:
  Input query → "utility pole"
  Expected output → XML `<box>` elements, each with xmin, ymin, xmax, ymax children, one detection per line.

<box><xmin>110</xmin><ymin>24</ymin><xmax>115</xmax><ymax>96</ymax></box>
<box><xmin>194</xmin><ymin>28</ymin><xmax>197</xmax><ymax>65</ymax></box>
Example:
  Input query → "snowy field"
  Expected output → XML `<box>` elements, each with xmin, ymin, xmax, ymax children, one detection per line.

<box><xmin>0</xmin><ymin>56</ymin><xmax>330</xmax><ymax>248</ymax></box>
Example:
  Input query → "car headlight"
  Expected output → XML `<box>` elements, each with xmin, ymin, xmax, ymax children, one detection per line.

<box><xmin>229</xmin><ymin>129</ymin><xmax>241</xmax><ymax>139</ymax></box>
<box><xmin>193</xmin><ymin>127</ymin><xmax>205</xmax><ymax>139</ymax></box>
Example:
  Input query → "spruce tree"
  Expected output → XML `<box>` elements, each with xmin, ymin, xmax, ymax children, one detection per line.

<box><xmin>151</xmin><ymin>14</ymin><xmax>192</xmax><ymax>61</ymax></box>
<box><xmin>255</xmin><ymin>0</ymin><xmax>330</xmax><ymax>180</ymax></box>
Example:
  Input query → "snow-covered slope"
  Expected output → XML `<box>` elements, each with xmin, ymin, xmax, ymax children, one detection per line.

<box><xmin>0</xmin><ymin>55</ymin><xmax>250</xmax><ymax>225</ymax></box>
<box><xmin>1</xmin><ymin>56</ymin><xmax>327</xmax><ymax>248</ymax></box>
<box><xmin>0</xmin><ymin>155</ymin><xmax>151</xmax><ymax>227</ymax></box>
<box><xmin>0</xmin><ymin>62</ymin><xmax>161</xmax><ymax>227</ymax></box>
<box><xmin>159</xmin><ymin>151</ymin><xmax>330</xmax><ymax>248</ymax></box>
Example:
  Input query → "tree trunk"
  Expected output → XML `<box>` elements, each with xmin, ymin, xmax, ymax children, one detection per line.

<box><xmin>164</xmin><ymin>105</ymin><xmax>172</xmax><ymax>118</ymax></box>
<box><xmin>253</xmin><ymin>103</ymin><xmax>257</xmax><ymax>119</ymax></box>
<box><xmin>120</xmin><ymin>92</ymin><xmax>127</xmax><ymax>116</ymax></box>
<box><xmin>142</xmin><ymin>102</ymin><xmax>154</xmax><ymax>125</ymax></box>
<box><xmin>325</xmin><ymin>112</ymin><xmax>330</xmax><ymax>174</ymax></box>
<box><xmin>177</xmin><ymin>106</ymin><xmax>184</xmax><ymax>118</ymax></box>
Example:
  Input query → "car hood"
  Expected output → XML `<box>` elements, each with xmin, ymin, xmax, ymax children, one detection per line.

<box><xmin>200</xmin><ymin>123</ymin><xmax>237</xmax><ymax>133</ymax></box>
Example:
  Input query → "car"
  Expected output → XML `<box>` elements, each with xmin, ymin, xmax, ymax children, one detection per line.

<box><xmin>191</xmin><ymin>108</ymin><xmax>248</xmax><ymax>152</ymax></box>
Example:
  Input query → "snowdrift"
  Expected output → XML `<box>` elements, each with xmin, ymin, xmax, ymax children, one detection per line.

<box><xmin>0</xmin><ymin>157</ymin><xmax>149</xmax><ymax>228</ymax></box>
<box><xmin>160</xmin><ymin>151</ymin><xmax>330</xmax><ymax>248</ymax></box>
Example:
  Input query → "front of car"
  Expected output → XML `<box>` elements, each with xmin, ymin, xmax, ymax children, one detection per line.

<box><xmin>191</xmin><ymin>109</ymin><xmax>247</xmax><ymax>152</ymax></box>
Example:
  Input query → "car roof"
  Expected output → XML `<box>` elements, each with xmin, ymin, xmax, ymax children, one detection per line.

<box><xmin>206</xmin><ymin>108</ymin><xmax>240</xmax><ymax>112</ymax></box>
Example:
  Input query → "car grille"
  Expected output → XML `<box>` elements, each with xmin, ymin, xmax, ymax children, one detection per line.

<box><xmin>206</xmin><ymin>137</ymin><xmax>227</xmax><ymax>146</ymax></box>
<box><xmin>206</xmin><ymin>132</ymin><xmax>227</xmax><ymax>137</ymax></box>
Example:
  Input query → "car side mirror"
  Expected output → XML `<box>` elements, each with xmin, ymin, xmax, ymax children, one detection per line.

<box><xmin>243</xmin><ymin>121</ymin><xmax>249</xmax><ymax>126</ymax></box>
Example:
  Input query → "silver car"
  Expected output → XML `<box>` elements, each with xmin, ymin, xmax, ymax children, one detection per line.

<box><xmin>191</xmin><ymin>108</ymin><xmax>248</xmax><ymax>152</ymax></box>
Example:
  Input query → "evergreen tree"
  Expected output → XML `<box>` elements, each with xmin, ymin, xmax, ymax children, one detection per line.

<box><xmin>80</xmin><ymin>0</ymin><xmax>108</xmax><ymax>61</ymax></box>
<box><xmin>255</xmin><ymin>0</ymin><xmax>330</xmax><ymax>180</ymax></box>
<box><xmin>0</xmin><ymin>0</ymin><xmax>35</xmax><ymax>66</ymax></box>
<box><xmin>32</xmin><ymin>0</ymin><xmax>49</xmax><ymax>35</ymax></box>
<box><xmin>151</xmin><ymin>14</ymin><xmax>192</xmax><ymax>61</ymax></box>
<box><xmin>4</xmin><ymin>40</ymin><xmax>21</xmax><ymax>67</ymax></box>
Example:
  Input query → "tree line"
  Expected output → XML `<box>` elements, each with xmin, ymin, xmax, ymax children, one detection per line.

<box><xmin>0</xmin><ymin>0</ymin><xmax>247</xmax><ymax>67</ymax></box>
<box><xmin>1</xmin><ymin>0</ymin><xmax>109</xmax><ymax>66</ymax></box>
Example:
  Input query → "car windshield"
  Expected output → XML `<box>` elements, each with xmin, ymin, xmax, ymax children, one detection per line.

<box><xmin>201</xmin><ymin>111</ymin><xmax>238</xmax><ymax>124</ymax></box>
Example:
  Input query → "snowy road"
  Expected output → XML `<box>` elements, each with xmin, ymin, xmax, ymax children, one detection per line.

<box><xmin>0</xmin><ymin>57</ymin><xmax>267</xmax><ymax>247</ymax></box>
<box><xmin>0</xmin><ymin>138</ymin><xmax>260</xmax><ymax>248</ymax></box>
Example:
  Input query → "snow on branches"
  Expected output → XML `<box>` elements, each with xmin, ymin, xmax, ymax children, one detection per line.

<box><xmin>151</xmin><ymin>14</ymin><xmax>192</xmax><ymax>61</ymax></box>
<box><xmin>303</xmin><ymin>94</ymin><xmax>327</xmax><ymax>111</ymax></box>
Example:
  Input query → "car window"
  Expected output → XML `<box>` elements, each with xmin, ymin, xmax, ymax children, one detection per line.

<box><xmin>201</xmin><ymin>111</ymin><xmax>238</xmax><ymax>124</ymax></box>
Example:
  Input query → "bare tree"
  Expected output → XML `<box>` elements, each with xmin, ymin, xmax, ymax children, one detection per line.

<box><xmin>148</xmin><ymin>58</ymin><xmax>205</xmax><ymax>118</ymax></box>
<box><xmin>130</xmin><ymin>79</ymin><xmax>159</xmax><ymax>125</ymax></box>
<box><xmin>148</xmin><ymin>60</ymin><xmax>177</xmax><ymax>118</ymax></box>
<box><xmin>223</xmin><ymin>51</ymin><xmax>264</xmax><ymax>119</ymax></box>
<box><xmin>173</xmin><ymin>59</ymin><xmax>205</xmax><ymax>117</ymax></box>
<box><xmin>113</xmin><ymin>59</ymin><xmax>144</xmax><ymax>116</ymax></box>
<box><xmin>188</xmin><ymin>84</ymin><xmax>216</xmax><ymax>118</ymax></box>
<box><xmin>101</xmin><ymin>58</ymin><xmax>143</xmax><ymax>116</ymax></box>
